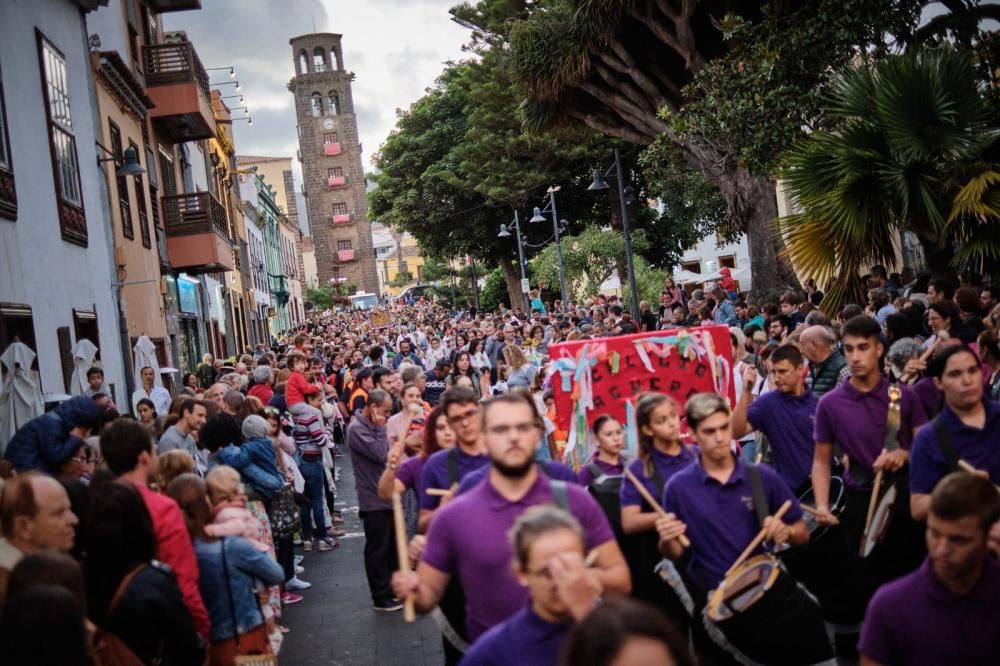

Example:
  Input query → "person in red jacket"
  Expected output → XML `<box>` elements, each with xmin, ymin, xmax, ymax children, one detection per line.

<box><xmin>99</xmin><ymin>419</ymin><xmax>211</xmax><ymax>641</ymax></box>
<box><xmin>247</xmin><ymin>365</ymin><xmax>274</xmax><ymax>405</ymax></box>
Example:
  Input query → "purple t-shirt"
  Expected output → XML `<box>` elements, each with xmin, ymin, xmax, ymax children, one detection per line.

<box><xmin>421</xmin><ymin>471</ymin><xmax>614</xmax><ymax>641</ymax></box>
<box><xmin>910</xmin><ymin>400</ymin><xmax>1000</xmax><ymax>494</ymax></box>
<box><xmin>858</xmin><ymin>557</ymin><xmax>1000</xmax><ymax>665</ymax></box>
<box><xmin>747</xmin><ymin>389</ymin><xmax>818</xmax><ymax>491</ymax></box>
<box><xmin>661</xmin><ymin>455</ymin><xmax>803</xmax><ymax>591</ymax></box>
<box><xmin>911</xmin><ymin>376</ymin><xmax>942</xmax><ymax>420</ymax></box>
<box><xmin>577</xmin><ymin>456</ymin><xmax>625</xmax><ymax>486</ymax></box>
<box><xmin>396</xmin><ymin>455</ymin><xmax>425</xmax><ymax>494</ymax></box>
<box><xmin>619</xmin><ymin>446</ymin><xmax>697</xmax><ymax>512</ymax></box>
<box><xmin>814</xmin><ymin>375</ymin><xmax>928</xmax><ymax>488</ymax></box>
<box><xmin>460</xmin><ymin>604</ymin><xmax>571</xmax><ymax>666</ymax></box>
<box><xmin>419</xmin><ymin>446</ymin><xmax>490</xmax><ymax>510</ymax></box>
<box><xmin>458</xmin><ymin>461</ymin><xmax>580</xmax><ymax>495</ymax></box>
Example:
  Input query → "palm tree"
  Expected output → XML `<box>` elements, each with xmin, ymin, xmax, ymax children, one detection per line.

<box><xmin>779</xmin><ymin>47</ymin><xmax>999</xmax><ymax>311</ymax></box>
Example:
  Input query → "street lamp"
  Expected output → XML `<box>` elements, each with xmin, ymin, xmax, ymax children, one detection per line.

<box><xmin>498</xmin><ymin>211</ymin><xmax>531</xmax><ymax>312</ymax></box>
<box><xmin>530</xmin><ymin>186</ymin><xmax>568</xmax><ymax>309</ymax></box>
<box><xmin>589</xmin><ymin>147</ymin><xmax>640</xmax><ymax>322</ymax></box>
<box><xmin>207</xmin><ymin>66</ymin><xmax>236</xmax><ymax>78</ymax></box>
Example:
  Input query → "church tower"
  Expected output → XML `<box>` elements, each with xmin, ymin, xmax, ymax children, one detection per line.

<box><xmin>288</xmin><ymin>33</ymin><xmax>378</xmax><ymax>295</ymax></box>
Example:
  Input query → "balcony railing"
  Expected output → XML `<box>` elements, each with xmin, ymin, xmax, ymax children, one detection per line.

<box><xmin>327</xmin><ymin>176</ymin><xmax>346</xmax><ymax>188</ymax></box>
<box><xmin>162</xmin><ymin>192</ymin><xmax>229</xmax><ymax>239</ymax></box>
<box><xmin>337</xmin><ymin>249</ymin><xmax>355</xmax><ymax>262</ymax></box>
<box><xmin>324</xmin><ymin>142</ymin><xmax>342</xmax><ymax>156</ymax></box>
<box><xmin>143</xmin><ymin>42</ymin><xmax>210</xmax><ymax>98</ymax></box>
<box><xmin>146</xmin><ymin>0</ymin><xmax>202</xmax><ymax>12</ymax></box>
<box><xmin>332</xmin><ymin>213</ymin><xmax>351</xmax><ymax>225</ymax></box>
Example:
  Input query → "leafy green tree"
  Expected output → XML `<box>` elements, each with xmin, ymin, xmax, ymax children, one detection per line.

<box><xmin>780</xmin><ymin>47</ymin><xmax>1000</xmax><ymax>312</ymax></box>
<box><xmin>528</xmin><ymin>225</ymin><xmax>649</xmax><ymax>298</ymax></box>
<box><xmin>388</xmin><ymin>271</ymin><xmax>414</xmax><ymax>289</ymax></box>
<box><xmin>306</xmin><ymin>286</ymin><xmax>334</xmax><ymax>311</ymax></box>
<box><xmin>479</xmin><ymin>267</ymin><xmax>510</xmax><ymax>310</ymax></box>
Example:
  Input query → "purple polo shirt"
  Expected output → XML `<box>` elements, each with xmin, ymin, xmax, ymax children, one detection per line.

<box><xmin>911</xmin><ymin>376</ymin><xmax>942</xmax><ymax>420</ymax></box>
<box><xmin>577</xmin><ymin>456</ymin><xmax>624</xmax><ymax>486</ymax></box>
<box><xmin>858</xmin><ymin>557</ymin><xmax>1000</xmax><ymax>665</ymax></box>
<box><xmin>419</xmin><ymin>446</ymin><xmax>490</xmax><ymax>510</ymax></box>
<box><xmin>421</xmin><ymin>471</ymin><xmax>614</xmax><ymax>641</ymax></box>
<box><xmin>661</xmin><ymin>455</ymin><xmax>803</xmax><ymax>591</ymax></box>
<box><xmin>396</xmin><ymin>455</ymin><xmax>425</xmax><ymax>494</ymax></box>
<box><xmin>747</xmin><ymin>389</ymin><xmax>818</xmax><ymax>491</ymax></box>
<box><xmin>619</xmin><ymin>446</ymin><xmax>698</xmax><ymax>512</ymax></box>
<box><xmin>814</xmin><ymin>375</ymin><xmax>928</xmax><ymax>488</ymax></box>
<box><xmin>910</xmin><ymin>400</ymin><xmax>1000</xmax><ymax>494</ymax></box>
<box><xmin>457</xmin><ymin>460</ymin><xmax>580</xmax><ymax>494</ymax></box>
<box><xmin>460</xmin><ymin>604</ymin><xmax>571</xmax><ymax>666</ymax></box>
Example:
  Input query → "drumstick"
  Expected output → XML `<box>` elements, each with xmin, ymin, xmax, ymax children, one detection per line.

<box><xmin>860</xmin><ymin>469</ymin><xmax>884</xmax><ymax>556</ymax></box>
<box><xmin>624</xmin><ymin>468</ymin><xmax>691</xmax><ymax>548</ymax></box>
<box><xmin>392</xmin><ymin>493</ymin><xmax>416</xmax><ymax>622</ymax></box>
<box><xmin>584</xmin><ymin>549</ymin><xmax>599</xmax><ymax>567</ymax></box>
<box><xmin>725</xmin><ymin>499</ymin><xmax>792</xmax><ymax>577</ymax></box>
<box><xmin>425</xmin><ymin>482</ymin><xmax>459</xmax><ymax>498</ymax></box>
<box><xmin>799</xmin><ymin>503</ymin><xmax>819</xmax><ymax>516</ymax></box>
<box><xmin>958</xmin><ymin>460</ymin><xmax>1000</xmax><ymax>493</ymax></box>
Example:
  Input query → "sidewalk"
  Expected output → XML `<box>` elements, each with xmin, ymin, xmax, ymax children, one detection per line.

<box><xmin>279</xmin><ymin>453</ymin><xmax>444</xmax><ymax>665</ymax></box>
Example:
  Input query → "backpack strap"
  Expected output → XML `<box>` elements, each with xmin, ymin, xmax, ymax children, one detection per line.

<box><xmin>550</xmin><ymin>480</ymin><xmax>570</xmax><ymax>511</ymax></box>
<box><xmin>108</xmin><ymin>563</ymin><xmax>147</xmax><ymax>615</ymax></box>
<box><xmin>744</xmin><ymin>463</ymin><xmax>770</xmax><ymax>529</ymax></box>
<box><xmin>447</xmin><ymin>447</ymin><xmax>459</xmax><ymax>486</ymax></box>
<box><xmin>930</xmin><ymin>415</ymin><xmax>961</xmax><ymax>473</ymax></box>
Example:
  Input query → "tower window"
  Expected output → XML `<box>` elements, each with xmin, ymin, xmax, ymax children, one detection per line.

<box><xmin>313</xmin><ymin>47</ymin><xmax>327</xmax><ymax>72</ymax></box>
<box><xmin>332</xmin><ymin>202</ymin><xmax>347</xmax><ymax>215</ymax></box>
<box><xmin>328</xmin><ymin>92</ymin><xmax>340</xmax><ymax>115</ymax></box>
<box><xmin>310</xmin><ymin>92</ymin><xmax>323</xmax><ymax>118</ymax></box>
<box><xmin>323</xmin><ymin>132</ymin><xmax>338</xmax><ymax>144</ymax></box>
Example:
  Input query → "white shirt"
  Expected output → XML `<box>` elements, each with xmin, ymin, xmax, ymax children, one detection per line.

<box><xmin>132</xmin><ymin>385</ymin><xmax>172</xmax><ymax>416</ymax></box>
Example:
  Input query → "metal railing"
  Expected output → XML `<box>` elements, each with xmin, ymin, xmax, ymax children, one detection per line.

<box><xmin>143</xmin><ymin>42</ymin><xmax>210</xmax><ymax>99</ymax></box>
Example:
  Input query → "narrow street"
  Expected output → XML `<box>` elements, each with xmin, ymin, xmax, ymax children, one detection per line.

<box><xmin>279</xmin><ymin>453</ymin><xmax>444</xmax><ymax>665</ymax></box>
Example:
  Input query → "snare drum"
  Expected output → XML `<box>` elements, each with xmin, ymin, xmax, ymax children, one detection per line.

<box><xmin>706</xmin><ymin>554</ymin><xmax>780</xmax><ymax>623</ymax></box>
<box><xmin>798</xmin><ymin>475</ymin><xmax>846</xmax><ymax>545</ymax></box>
<box><xmin>860</xmin><ymin>481</ymin><xmax>898</xmax><ymax>558</ymax></box>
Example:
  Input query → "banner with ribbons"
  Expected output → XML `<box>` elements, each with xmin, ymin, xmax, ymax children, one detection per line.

<box><xmin>550</xmin><ymin>325</ymin><xmax>734</xmax><ymax>461</ymax></box>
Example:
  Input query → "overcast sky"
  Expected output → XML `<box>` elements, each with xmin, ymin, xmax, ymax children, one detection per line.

<box><xmin>166</xmin><ymin>0</ymin><xmax>469</xmax><ymax>186</ymax></box>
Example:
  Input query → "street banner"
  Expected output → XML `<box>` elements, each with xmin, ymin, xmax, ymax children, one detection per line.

<box><xmin>549</xmin><ymin>325</ymin><xmax>734</xmax><ymax>458</ymax></box>
<box><xmin>369</xmin><ymin>309</ymin><xmax>392</xmax><ymax>330</ymax></box>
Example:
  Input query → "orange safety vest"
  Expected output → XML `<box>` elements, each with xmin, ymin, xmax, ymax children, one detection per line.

<box><xmin>349</xmin><ymin>387</ymin><xmax>369</xmax><ymax>410</ymax></box>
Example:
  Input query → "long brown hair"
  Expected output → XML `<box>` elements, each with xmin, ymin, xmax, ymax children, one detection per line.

<box><xmin>422</xmin><ymin>406</ymin><xmax>449</xmax><ymax>459</ymax></box>
<box><xmin>636</xmin><ymin>393</ymin><xmax>679</xmax><ymax>477</ymax></box>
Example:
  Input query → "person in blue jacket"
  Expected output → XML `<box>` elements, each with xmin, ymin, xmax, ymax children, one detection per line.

<box><xmin>216</xmin><ymin>415</ymin><xmax>284</xmax><ymax>502</ymax></box>
<box><xmin>4</xmin><ymin>396</ymin><xmax>100</xmax><ymax>473</ymax></box>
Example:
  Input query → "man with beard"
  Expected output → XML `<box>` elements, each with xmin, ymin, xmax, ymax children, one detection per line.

<box><xmin>392</xmin><ymin>392</ymin><xmax>630</xmax><ymax>644</ymax></box>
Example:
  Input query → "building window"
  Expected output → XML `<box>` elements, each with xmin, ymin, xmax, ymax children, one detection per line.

<box><xmin>313</xmin><ymin>47</ymin><xmax>326</xmax><ymax>72</ymax></box>
<box><xmin>131</xmin><ymin>141</ymin><xmax>151</xmax><ymax>248</ymax></box>
<box><xmin>327</xmin><ymin>91</ymin><xmax>339</xmax><ymax>115</ymax></box>
<box><xmin>680</xmin><ymin>261</ymin><xmax>701</xmax><ymax>274</ymax></box>
<box><xmin>337</xmin><ymin>240</ymin><xmax>353</xmax><ymax>251</ymax></box>
<box><xmin>718</xmin><ymin>255</ymin><xmax>736</xmax><ymax>269</ymax></box>
<box><xmin>38</xmin><ymin>32</ymin><xmax>86</xmax><ymax>244</ymax></box>
<box><xmin>109</xmin><ymin>121</ymin><xmax>133</xmax><ymax>239</ymax></box>
<box><xmin>0</xmin><ymin>303</ymin><xmax>36</xmax><ymax>355</ymax></box>
<box><xmin>297</xmin><ymin>50</ymin><xmax>308</xmax><ymax>75</ymax></box>
<box><xmin>310</xmin><ymin>92</ymin><xmax>323</xmax><ymax>117</ymax></box>
<box><xmin>323</xmin><ymin>132</ymin><xmax>338</xmax><ymax>144</ymax></box>
<box><xmin>332</xmin><ymin>202</ymin><xmax>348</xmax><ymax>215</ymax></box>
<box><xmin>158</xmin><ymin>149</ymin><xmax>176</xmax><ymax>196</ymax></box>
<box><xmin>0</xmin><ymin>58</ymin><xmax>16</xmax><ymax>221</ymax></box>
<box><xmin>327</xmin><ymin>167</ymin><xmax>343</xmax><ymax>178</ymax></box>
<box><xmin>72</xmin><ymin>309</ymin><xmax>100</xmax><ymax>355</ymax></box>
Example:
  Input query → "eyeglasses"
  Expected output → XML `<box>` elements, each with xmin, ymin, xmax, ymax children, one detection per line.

<box><xmin>447</xmin><ymin>408</ymin><xmax>480</xmax><ymax>425</ymax></box>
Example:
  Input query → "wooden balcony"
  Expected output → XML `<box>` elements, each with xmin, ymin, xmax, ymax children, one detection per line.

<box><xmin>146</xmin><ymin>0</ymin><xmax>202</xmax><ymax>11</ymax></box>
<box><xmin>337</xmin><ymin>249</ymin><xmax>355</xmax><ymax>262</ymax></box>
<box><xmin>162</xmin><ymin>192</ymin><xmax>234</xmax><ymax>274</ymax></box>
<box><xmin>323</xmin><ymin>142</ymin><xmax>342</xmax><ymax>156</ymax></box>
<box><xmin>332</xmin><ymin>213</ymin><xmax>351</xmax><ymax>226</ymax></box>
<box><xmin>327</xmin><ymin>176</ymin><xmax>346</xmax><ymax>188</ymax></box>
<box><xmin>144</xmin><ymin>42</ymin><xmax>215</xmax><ymax>142</ymax></box>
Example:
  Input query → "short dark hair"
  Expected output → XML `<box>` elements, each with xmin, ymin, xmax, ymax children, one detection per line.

<box><xmin>372</xmin><ymin>367</ymin><xmax>393</xmax><ymax>387</ymax></box>
<box><xmin>930</xmin><ymin>472</ymin><xmax>1000</xmax><ymax>532</ymax></box>
<box><xmin>767</xmin><ymin>314</ymin><xmax>792</xmax><ymax>332</ymax></box>
<box><xmin>841</xmin><ymin>314</ymin><xmax>882</xmax><ymax>342</ymax></box>
<box><xmin>779</xmin><ymin>291</ymin><xmax>801</xmax><ymax>306</ymax></box>
<box><xmin>929</xmin><ymin>278</ymin><xmax>954</xmax><ymax>300</ymax></box>
<box><xmin>562</xmin><ymin>597</ymin><xmax>694</xmax><ymax>666</ymax></box>
<box><xmin>435</xmin><ymin>358</ymin><xmax>452</xmax><ymax>371</ymax></box>
<box><xmin>482</xmin><ymin>391</ymin><xmax>542</xmax><ymax>429</ymax></box>
<box><xmin>770</xmin><ymin>344</ymin><xmax>804</xmax><ymax>367</ymax></box>
<box><xmin>179</xmin><ymin>399</ymin><xmax>204</xmax><ymax>418</ymax></box>
<box><xmin>933</xmin><ymin>344</ymin><xmax>979</xmax><ymax>378</ymax></box>
<box><xmin>86</xmin><ymin>367</ymin><xmax>103</xmax><ymax>380</ymax></box>
<box><xmin>441</xmin><ymin>386</ymin><xmax>477</xmax><ymax>415</ymax></box>
<box><xmin>100</xmin><ymin>419</ymin><xmax>154</xmax><ymax>475</ymax></box>
<box><xmin>198</xmin><ymin>414</ymin><xmax>242</xmax><ymax>453</ymax></box>
<box><xmin>928</xmin><ymin>300</ymin><xmax>960</xmax><ymax>325</ymax></box>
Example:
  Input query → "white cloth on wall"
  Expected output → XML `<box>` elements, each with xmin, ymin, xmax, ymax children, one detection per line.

<box><xmin>133</xmin><ymin>336</ymin><xmax>162</xmax><ymax>388</ymax></box>
<box><xmin>70</xmin><ymin>338</ymin><xmax>99</xmax><ymax>396</ymax></box>
<box><xmin>0</xmin><ymin>342</ymin><xmax>45</xmax><ymax>456</ymax></box>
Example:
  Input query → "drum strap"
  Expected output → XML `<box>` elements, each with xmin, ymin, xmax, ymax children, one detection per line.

<box><xmin>930</xmin><ymin>416</ymin><xmax>961</xmax><ymax>472</ymax></box>
<box><xmin>586</xmin><ymin>462</ymin><xmax>604</xmax><ymax>481</ymax></box>
<box><xmin>447</xmin><ymin>447</ymin><xmax>459</xmax><ymax>486</ymax></box>
<box><xmin>550</xmin><ymin>480</ymin><xmax>569</xmax><ymax>511</ymax></box>
<box><xmin>745</xmin><ymin>463</ymin><xmax>769</xmax><ymax>529</ymax></box>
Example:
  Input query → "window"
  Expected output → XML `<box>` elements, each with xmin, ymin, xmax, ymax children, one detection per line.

<box><xmin>0</xmin><ymin>304</ymin><xmax>36</xmax><ymax>356</ymax></box>
<box><xmin>310</xmin><ymin>92</ymin><xmax>323</xmax><ymax>117</ymax></box>
<box><xmin>131</xmin><ymin>141</ymin><xmax>151</xmax><ymax>248</ymax></box>
<box><xmin>73</xmin><ymin>309</ymin><xmax>100</xmax><ymax>357</ymax></box>
<box><xmin>327</xmin><ymin>91</ymin><xmax>339</xmax><ymax>115</ymax></box>
<box><xmin>332</xmin><ymin>202</ymin><xmax>348</xmax><ymax>215</ymax></box>
<box><xmin>337</xmin><ymin>240</ymin><xmax>353</xmax><ymax>251</ymax></box>
<box><xmin>718</xmin><ymin>255</ymin><xmax>736</xmax><ymax>269</ymax></box>
<box><xmin>297</xmin><ymin>50</ymin><xmax>308</xmax><ymax>75</ymax></box>
<box><xmin>38</xmin><ymin>32</ymin><xmax>86</xmax><ymax>244</ymax></box>
<box><xmin>313</xmin><ymin>47</ymin><xmax>326</xmax><ymax>72</ymax></box>
<box><xmin>680</xmin><ymin>261</ymin><xmax>700</xmax><ymax>273</ymax></box>
<box><xmin>158</xmin><ymin>149</ymin><xmax>176</xmax><ymax>196</ymax></box>
<box><xmin>109</xmin><ymin>121</ymin><xmax>133</xmax><ymax>239</ymax></box>
<box><xmin>323</xmin><ymin>132</ymin><xmax>338</xmax><ymax>144</ymax></box>
<box><xmin>327</xmin><ymin>167</ymin><xmax>343</xmax><ymax>178</ymax></box>
<box><xmin>0</xmin><ymin>58</ymin><xmax>16</xmax><ymax>221</ymax></box>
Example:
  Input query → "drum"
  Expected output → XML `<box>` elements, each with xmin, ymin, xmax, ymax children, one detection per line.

<box><xmin>860</xmin><ymin>482</ymin><xmax>898</xmax><ymax>558</ymax></box>
<box><xmin>798</xmin><ymin>475</ymin><xmax>846</xmax><ymax>546</ymax></box>
<box><xmin>704</xmin><ymin>556</ymin><xmax>834</xmax><ymax>665</ymax></box>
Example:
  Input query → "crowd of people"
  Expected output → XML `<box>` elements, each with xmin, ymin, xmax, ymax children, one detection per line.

<box><xmin>0</xmin><ymin>265</ymin><xmax>998</xmax><ymax>665</ymax></box>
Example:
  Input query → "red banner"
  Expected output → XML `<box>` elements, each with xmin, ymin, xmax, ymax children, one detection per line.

<box><xmin>549</xmin><ymin>325</ymin><xmax>735</xmax><ymax>432</ymax></box>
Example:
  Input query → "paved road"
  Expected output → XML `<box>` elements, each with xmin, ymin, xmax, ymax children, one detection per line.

<box><xmin>279</xmin><ymin>453</ymin><xmax>444</xmax><ymax>665</ymax></box>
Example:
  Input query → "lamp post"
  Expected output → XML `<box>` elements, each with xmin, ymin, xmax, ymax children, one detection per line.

<box><xmin>589</xmin><ymin>148</ymin><xmax>640</xmax><ymax>322</ymax></box>
<box><xmin>531</xmin><ymin>186</ymin><xmax>568</xmax><ymax>309</ymax></box>
<box><xmin>498</xmin><ymin>210</ymin><xmax>531</xmax><ymax>312</ymax></box>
